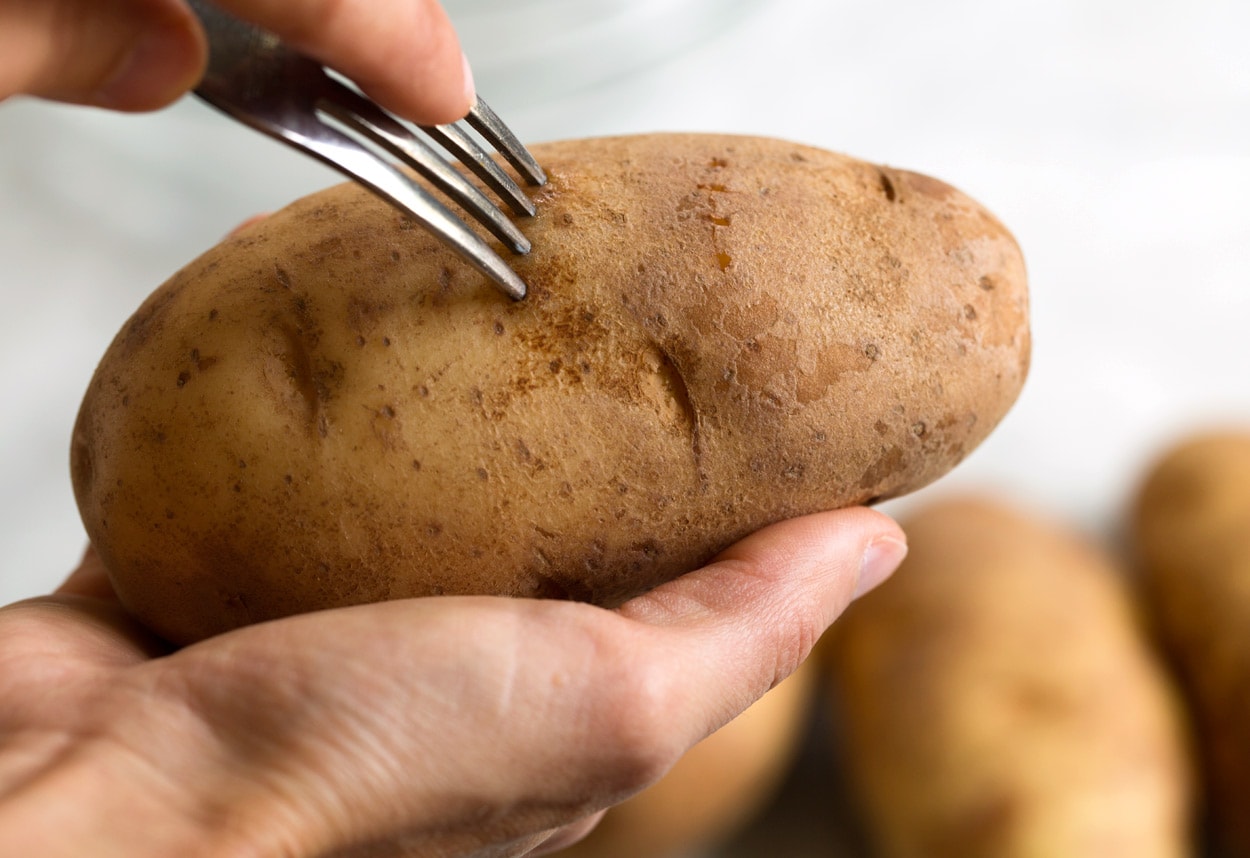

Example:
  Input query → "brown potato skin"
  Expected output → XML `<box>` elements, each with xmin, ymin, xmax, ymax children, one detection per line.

<box><xmin>1133</xmin><ymin>432</ymin><xmax>1250</xmax><ymax>857</ymax></box>
<box><xmin>552</xmin><ymin>658</ymin><xmax>815</xmax><ymax>858</ymax></box>
<box><xmin>825</xmin><ymin>497</ymin><xmax>1193</xmax><ymax>858</ymax></box>
<box><xmin>71</xmin><ymin>133</ymin><xmax>1030</xmax><ymax>644</ymax></box>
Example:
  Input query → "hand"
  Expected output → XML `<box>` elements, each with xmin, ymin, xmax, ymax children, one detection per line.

<box><xmin>0</xmin><ymin>0</ymin><xmax>472</xmax><ymax>121</ymax></box>
<box><xmin>0</xmin><ymin>508</ymin><xmax>905</xmax><ymax>858</ymax></box>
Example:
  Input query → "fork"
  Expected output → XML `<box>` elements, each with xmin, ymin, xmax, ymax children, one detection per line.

<box><xmin>187</xmin><ymin>0</ymin><xmax>546</xmax><ymax>300</ymax></box>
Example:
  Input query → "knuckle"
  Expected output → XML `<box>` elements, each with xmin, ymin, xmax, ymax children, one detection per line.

<box><xmin>589</xmin><ymin>652</ymin><xmax>687</xmax><ymax>796</ymax></box>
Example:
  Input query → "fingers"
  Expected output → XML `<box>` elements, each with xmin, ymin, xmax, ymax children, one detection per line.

<box><xmin>124</xmin><ymin>510</ymin><xmax>904</xmax><ymax>857</ymax></box>
<box><xmin>1</xmin><ymin>0</ymin><xmax>471</xmax><ymax>125</ymax></box>
<box><xmin>214</xmin><ymin>0</ymin><xmax>473</xmax><ymax>124</ymax></box>
<box><xmin>0</xmin><ymin>0</ymin><xmax>205</xmax><ymax>110</ymax></box>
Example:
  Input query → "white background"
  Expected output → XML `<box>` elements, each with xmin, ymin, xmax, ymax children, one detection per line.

<box><xmin>1</xmin><ymin>0</ymin><xmax>1247</xmax><ymax>605</ymax></box>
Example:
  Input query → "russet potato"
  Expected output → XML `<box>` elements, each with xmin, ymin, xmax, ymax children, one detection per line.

<box><xmin>1132</xmin><ymin>431</ymin><xmax>1250</xmax><ymax>857</ymax></box>
<box><xmin>71</xmin><ymin>133</ymin><xmax>1030</xmax><ymax>643</ymax></box>
<box><xmin>824</xmin><ymin>497</ymin><xmax>1193</xmax><ymax>858</ymax></box>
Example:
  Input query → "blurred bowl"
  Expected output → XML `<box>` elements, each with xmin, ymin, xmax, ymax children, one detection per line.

<box><xmin>446</xmin><ymin>0</ymin><xmax>766</xmax><ymax>107</ymax></box>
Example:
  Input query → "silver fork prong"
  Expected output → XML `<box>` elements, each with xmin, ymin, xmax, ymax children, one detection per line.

<box><xmin>317</xmin><ymin>82</ymin><xmax>530</xmax><ymax>254</ymax></box>
<box><xmin>422</xmin><ymin>121</ymin><xmax>535</xmax><ymax>218</ymax></box>
<box><xmin>186</xmin><ymin>0</ymin><xmax>540</xmax><ymax>300</ymax></box>
<box><xmin>466</xmin><ymin>98</ymin><xmax>547</xmax><ymax>187</ymax></box>
<box><xmin>292</xmin><ymin>120</ymin><xmax>527</xmax><ymax>300</ymax></box>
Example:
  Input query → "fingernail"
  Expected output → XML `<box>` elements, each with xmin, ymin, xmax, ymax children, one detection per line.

<box><xmin>92</xmin><ymin>26</ymin><xmax>195</xmax><ymax>110</ymax></box>
<box><xmin>854</xmin><ymin>536</ymin><xmax>907</xmax><ymax>599</ymax></box>
<box><xmin>461</xmin><ymin>52</ymin><xmax>477</xmax><ymax>109</ymax></box>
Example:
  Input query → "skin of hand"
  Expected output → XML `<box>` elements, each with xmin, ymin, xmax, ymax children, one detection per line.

<box><xmin>0</xmin><ymin>508</ymin><xmax>905</xmax><ymax>858</ymax></box>
<box><xmin>0</xmin><ymin>0</ymin><xmax>473</xmax><ymax>122</ymax></box>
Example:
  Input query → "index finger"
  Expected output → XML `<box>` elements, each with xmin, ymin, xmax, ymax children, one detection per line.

<box><xmin>212</xmin><ymin>0</ymin><xmax>473</xmax><ymax>124</ymax></box>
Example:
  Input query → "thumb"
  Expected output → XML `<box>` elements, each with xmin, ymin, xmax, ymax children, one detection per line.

<box><xmin>0</xmin><ymin>0</ymin><xmax>204</xmax><ymax>111</ymax></box>
<box><xmin>618</xmin><ymin>506</ymin><xmax>907</xmax><ymax>734</ymax></box>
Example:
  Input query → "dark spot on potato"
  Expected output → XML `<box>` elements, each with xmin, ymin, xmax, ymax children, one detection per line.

<box><xmin>273</xmin><ymin>265</ymin><xmax>292</xmax><ymax>289</ymax></box>
<box><xmin>859</xmin><ymin>445</ymin><xmax>908</xmax><ymax>490</ymax></box>
<box><xmin>70</xmin><ymin>432</ymin><xmax>94</xmax><ymax>495</ymax></box>
<box><xmin>515</xmin><ymin>439</ymin><xmax>532</xmax><ymax>462</ymax></box>
<box><xmin>237</xmin><ymin>459</ymin><xmax>247</xmax><ymax>469</ymax></box>
<box><xmin>875</xmin><ymin>420</ymin><xmax>890</xmax><ymax>435</ymax></box>
<box><xmin>418</xmin><ymin>385</ymin><xmax>430</xmax><ymax>398</ymax></box>
<box><xmin>760</xmin><ymin>391</ymin><xmax>784</xmax><ymax>411</ymax></box>
<box><xmin>208</xmin><ymin>308</ymin><xmax>219</xmax><ymax>321</ymax></box>
<box><xmin>380</xmin><ymin>405</ymin><xmax>396</xmax><ymax>419</ymax></box>
<box><xmin>283</xmin><ymin>474</ymin><xmax>293</xmax><ymax>484</ymax></box>
<box><xmin>532</xmin><ymin>574</ymin><xmax>592</xmax><ymax>603</ymax></box>
<box><xmin>356</xmin><ymin>335</ymin><xmax>366</xmax><ymax>347</ymax></box>
<box><xmin>864</xmin><ymin>343</ymin><xmax>880</xmax><ymax>361</ymax></box>
<box><xmin>383</xmin><ymin>337</ymin><xmax>391</xmax><ymax>347</ymax></box>
<box><xmin>426</xmin><ymin>523</ymin><xmax>442</xmax><ymax>537</ymax></box>
<box><xmin>964</xmin><ymin>304</ymin><xmax>978</xmax><ymax>320</ymax></box>
<box><xmin>476</xmin><ymin>467</ymin><xmax>489</xmax><ymax>481</ymax></box>
<box><xmin>709</xmin><ymin>157</ymin><xmax>729</xmax><ymax>168</ymax></box>
<box><xmin>912</xmin><ymin>421</ymin><xmax>929</xmax><ymax>438</ymax></box>
<box><xmin>878</xmin><ymin>169</ymin><xmax>897</xmax><ymax>202</ymax></box>
<box><xmin>494</xmin><ymin>321</ymin><xmax>505</xmax><ymax>335</ymax></box>
<box><xmin>630</xmin><ymin>539</ymin><xmax>662</xmax><ymax>560</ymax></box>
<box><xmin>548</xmin><ymin>359</ymin><xmax>562</xmax><ymax>374</ymax></box>
<box><xmin>411</xmin><ymin>460</ymin><xmax>421</xmax><ymax>471</ymax></box>
<box><xmin>233</xmin><ymin>482</ymin><xmax>242</xmax><ymax>493</ymax></box>
<box><xmin>176</xmin><ymin>371</ymin><xmax>190</xmax><ymax>388</ymax></box>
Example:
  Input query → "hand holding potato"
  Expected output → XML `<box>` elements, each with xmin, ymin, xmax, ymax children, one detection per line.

<box><xmin>0</xmin><ymin>508</ymin><xmax>905</xmax><ymax>858</ymax></box>
<box><xmin>0</xmin><ymin>0</ymin><xmax>472</xmax><ymax>120</ymax></box>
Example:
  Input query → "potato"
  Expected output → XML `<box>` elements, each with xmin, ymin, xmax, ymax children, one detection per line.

<box><xmin>71</xmin><ymin>133</ymin><xmax>1030</xmax><ymax>643</ymax></box>
<box><xmin>825</xmin><ymin>496</ymin><xmax>1193</xmax><ymax>858</ymax></box>
<box><xmin>1132</xmin><ymin>432</ymin><xmax>1250</xmax><ymax>857</ymax></box>
<box><xmin>552</xmin><ymin>658</ymin><xmax>815</xmax><ymax>858</ymax></box>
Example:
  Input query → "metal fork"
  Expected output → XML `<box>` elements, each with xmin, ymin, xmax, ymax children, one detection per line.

<box><xmin>187</xmin><ymin>0</ymin><xmax>546</xmax><ymax>300</ymax></box>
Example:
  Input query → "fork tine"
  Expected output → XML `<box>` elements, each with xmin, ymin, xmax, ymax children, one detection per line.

<box><xmin>465</xmin><ymin>98</ymin><xmax>547</xmax><ymax>187</ymax></box>
<box><xmin>291</xmin><ymin>119</ymin><xmax>527</xmax><ymax>299</ymax></box>
<box><xmin>318</xmin><ymin>82</ymin><xmax>531</xmax><ymax>254</ymax></box>
<box><xmin>422</xmin><ymin>121</ymin><xmax>535</xmax><ymax>218</ymax></box>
